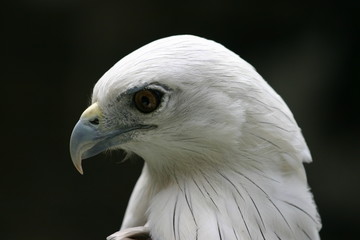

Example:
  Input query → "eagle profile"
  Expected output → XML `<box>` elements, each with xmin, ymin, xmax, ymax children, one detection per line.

<box><xmin>70</xmin><ymin>35</ymin><xmax>321</xmax><ymax>240</ymax></box>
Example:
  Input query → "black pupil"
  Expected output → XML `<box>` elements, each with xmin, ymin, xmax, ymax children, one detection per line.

<box><xmin>141</xmin><ymin>96</ymin><xmax>151</xmax><ymax>106</ymax></box>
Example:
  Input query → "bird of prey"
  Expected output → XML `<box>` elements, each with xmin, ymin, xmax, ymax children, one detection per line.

<box><xmin>70</xmin><ymin>35</ymin><xmax>321</xmax><ymax>240</ymax></box>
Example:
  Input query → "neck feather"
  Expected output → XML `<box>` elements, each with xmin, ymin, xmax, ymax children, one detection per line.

<box><xmin>147</xmin><ymin>165</ymin><xmax>320</xmax><ymax>240</ymax></box>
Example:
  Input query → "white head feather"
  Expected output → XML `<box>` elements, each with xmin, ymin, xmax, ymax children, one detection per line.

<box><xmin>90</xmin><ymin>35</ymin><xmax>321</xmax><ymax>240</ymax></box>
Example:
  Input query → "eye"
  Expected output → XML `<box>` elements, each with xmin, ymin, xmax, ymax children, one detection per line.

<box><xmin>133</xmin><ymin>89</ymin><xmax>162</xmax><ymax>113</ymax></box>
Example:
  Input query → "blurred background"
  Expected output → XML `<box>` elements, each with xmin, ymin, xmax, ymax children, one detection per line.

<box><xmin>1</xmin><ymin>0</ymin><xmax>358</xmax><ymax>239</ymax></box>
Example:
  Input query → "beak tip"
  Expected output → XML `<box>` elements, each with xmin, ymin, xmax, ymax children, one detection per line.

<box><xmin>70</xmin><ymin>150</ymin><xmax>84</xmax><ymax>175</ymax></box>
<box><xmin>73</xmin><ymin>160</ymin><xmax>84</xmax><ymax>175</ymax></box>
<box><xmin>77</xmin><ymin>166</ymin><xmax>84</xmax><ymax>175</ymax></box>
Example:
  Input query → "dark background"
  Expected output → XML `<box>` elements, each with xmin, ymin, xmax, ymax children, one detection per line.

<box><xmin>1</xmin><ymin>1</ymin><xmax>359</xmax><ymax>239</ymax></box>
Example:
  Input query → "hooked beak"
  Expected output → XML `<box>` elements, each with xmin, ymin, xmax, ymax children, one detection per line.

<box><xmin>69</xmin><ymin>102</ymin><xmax>154</xmax><ymax>174</ymax></box>
<box><xmin>70</xmin><ymin>103</ymin><xmax>106</xmax><ymax>174</ymax></box>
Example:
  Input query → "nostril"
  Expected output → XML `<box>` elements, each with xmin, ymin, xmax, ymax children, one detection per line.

<box><xmin>89</xmin><ymin>118</ymin><xmax>99</xmax><ymax>125</ymax></box>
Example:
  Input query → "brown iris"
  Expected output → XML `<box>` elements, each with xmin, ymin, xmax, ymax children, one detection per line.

<box><xmin>134</xmin><ymin>89</ymin><xmax>161</xmax><ymax>113</ymax></box>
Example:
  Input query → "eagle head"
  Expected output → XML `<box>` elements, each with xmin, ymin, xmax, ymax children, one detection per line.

<box><xmin>70</xmin><ymin>35</ymin><xmax>320</xmax><ymax>240</ymax></box>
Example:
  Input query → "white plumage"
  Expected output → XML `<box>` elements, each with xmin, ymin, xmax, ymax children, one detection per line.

<box><xmin>70</xmin><ymin>35</ymin><xmax>321</xmax><ymax>240</ymax></box>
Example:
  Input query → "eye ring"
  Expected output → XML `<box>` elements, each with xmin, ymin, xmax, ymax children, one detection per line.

<box><xmin>133</xmin><ymin>89</ymin><xmax>162</xmax><ymax>113</ymax></box>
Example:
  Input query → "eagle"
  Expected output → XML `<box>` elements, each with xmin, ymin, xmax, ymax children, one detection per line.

<box><xmin>70</xmin><ymin>35</ymin><xmax>321</xmax><ymax>240</ymax></box>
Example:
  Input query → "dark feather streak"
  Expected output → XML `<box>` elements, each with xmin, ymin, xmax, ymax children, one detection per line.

<box><xmin>235</xmin><ymin>171</ymin><xmax>292</xmax><ymax>230</ymax></box>
<box><xmin>184</xmin><ymin>184</ymin><xmax>198</xmax><ymax>240</ymax></box>
<box><xmin>242</xmin><ymin>188</ymin><xmax>265</xmax><ymax>229</ymax></box>
<box><xmin>232</xmin><ymin>227</ymin><xmax>239</xmax><ymax>240</ymax></box>
<box><xmin>233</xmin><ymin>193</ymin><xmax>252</xmax><ymax>239</ymax></box>
<box><xmin>199</xmin><ymin>169</ymin><xmax>218</xmax><ymax>195</ymax></box>
<box><xmin>258</xmin><ymin>121</ymin><xmax>295</xmax><ymax>133</ymax></box>
<box><xmin>274</xmin><ymin>232</ymin><xmax>282</xmax><ymax>240</ymax></box>
<box><xmin>192</xmin><ymin>176</ymin><xmax>220</xmax><ymax>211</ymax></box>
<box><xmin>283</xmin><ymin>201</ymin><xmax>318</xmax><ymax>224</ymax></box>
<box><xmin>248</xmin><ymin>132</ymin><xmax>281</xmax><ymax>149</ymax></box>
<box><xmin>257</xmin><ymin>221</ymin><xmax>266</xmax><ymax>240</ymax></box>
<box><xmin>298</xmin><ymin>224</ymin><xmax>312</xmax><ymax>240</ymax></box>
<box><xmin>217</xmin><ymin>220</ymin><xmax>223</xmax><ymax>240</ymax></box>
<box><xmin>246</xmin><ymin>95</ymin><xmax>293</xmax><ymax>123</ymax></box>
<box><xmin>172</xmin><ymin>196</ymin><xmax>178</xmax><ymax>240</ymax></box>
<box><xmin>218</xmin><ymin>171</ymin><xmax>245</xmax><ymax>201</ymax></box>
